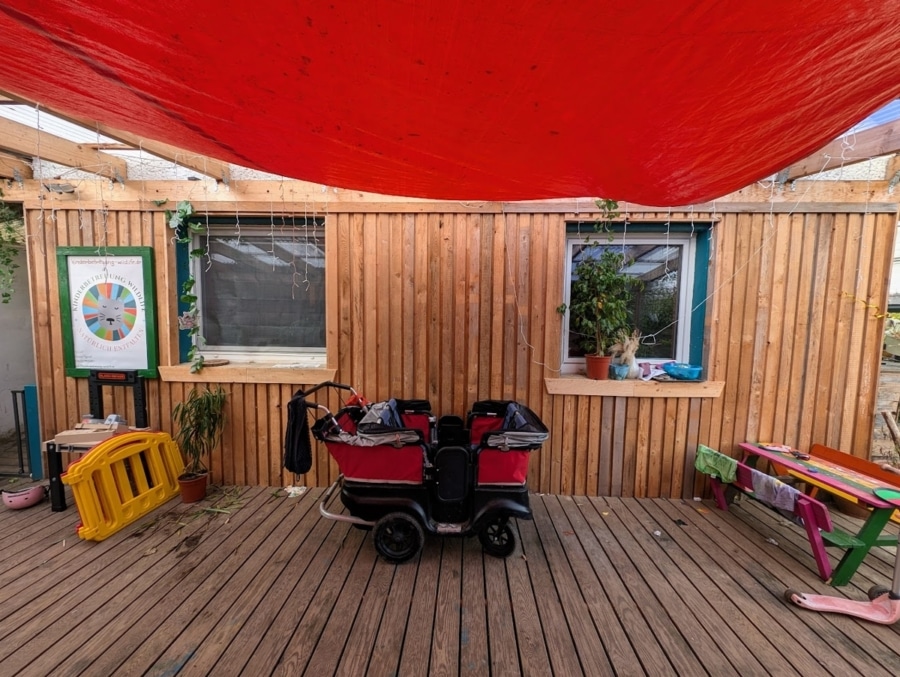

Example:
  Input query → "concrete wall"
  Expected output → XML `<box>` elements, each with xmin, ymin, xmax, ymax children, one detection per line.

<box><xmin>0</xmin><ymin>247</ymin><xmax>36</xmax><ymax>432</ymax></box>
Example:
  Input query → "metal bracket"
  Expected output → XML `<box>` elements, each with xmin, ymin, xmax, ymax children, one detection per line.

<box><xmin>318</xmin><ymin>477</ymin><xmax>376</xmax><ymax>527</ymax></box>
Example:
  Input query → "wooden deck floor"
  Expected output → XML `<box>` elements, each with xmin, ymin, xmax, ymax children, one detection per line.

<box><xmin>1</xmin><ymin>483</ymin><xmax>898</xmax><ymax>676</ymax></box>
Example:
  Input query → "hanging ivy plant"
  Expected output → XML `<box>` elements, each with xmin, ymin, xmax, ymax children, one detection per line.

<box><xmin>166</xmin><ymin>199</ymin><xmax>208</xmax><ymax>372</ymax></box>
<box><xmin>0</xmin><ymin>191</ymin><xmax>24</xmax><ymax>305</ymax></box>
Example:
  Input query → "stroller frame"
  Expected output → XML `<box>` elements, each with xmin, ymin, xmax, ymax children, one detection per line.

<box><xmin>289</xmin><ymin>382</ymin><xmax>548</xmax><ymax>563</ymax></box>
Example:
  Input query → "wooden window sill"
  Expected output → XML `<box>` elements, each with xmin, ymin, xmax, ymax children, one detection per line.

<box><xmin>544</xmin><ymin>376</ymin><xmax>724</xmax><ymax>398</ymax></box>
<box><xmin>158</xmin><ymin>364</ymin><xmax>337</xmax><ymax>384</ymax></box>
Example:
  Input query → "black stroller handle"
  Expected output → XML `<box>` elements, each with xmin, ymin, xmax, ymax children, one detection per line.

<box><xmin>297</xmin><ymin>381</ymin><xmax>357</xmax><ymax>398</ymax></box>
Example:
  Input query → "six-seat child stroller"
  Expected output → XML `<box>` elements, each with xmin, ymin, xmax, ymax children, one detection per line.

<box><xmin>284</xmin><ymin>382</ymin><xmax>549</xmax><ymax>563</ymax></box>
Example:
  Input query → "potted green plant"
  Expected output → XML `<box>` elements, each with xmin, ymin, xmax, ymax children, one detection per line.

<box><xmin>172</xmin><ymin>385</ymin><xmax>227</xmax><ymax>502</ymax></box>
<box><xmin>568</xmin><ymin>246</ymin><xmax>639</xmax><ymax>378</ymax></box>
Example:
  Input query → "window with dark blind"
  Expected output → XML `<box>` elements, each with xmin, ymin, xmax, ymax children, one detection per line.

<box><xmin>196</xmin><ymin>219</ymin><xmax>326</xmax><ymax>359</ymax></box>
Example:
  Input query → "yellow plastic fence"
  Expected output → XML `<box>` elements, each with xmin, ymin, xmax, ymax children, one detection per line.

<box><xmin>61</xmin><ymin>431</ymin><xmax>183</xmax><ymax>541</ymax></box>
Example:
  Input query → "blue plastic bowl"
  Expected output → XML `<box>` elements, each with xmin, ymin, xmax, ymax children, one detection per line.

<box><xmin>662</xmin><ymin>362</ymin><xmax>702</xmax><ymax>380</ymax></box>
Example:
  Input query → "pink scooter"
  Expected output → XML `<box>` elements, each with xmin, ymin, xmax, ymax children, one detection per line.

<box><xmin>784</xmin><ymin>486</ymin><xmax>900</xmax><ymax>624</ymax></box>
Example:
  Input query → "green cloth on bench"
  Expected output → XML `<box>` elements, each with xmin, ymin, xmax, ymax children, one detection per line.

<box><xmin>695</xmin><ymin>444</ymin><xmax>737</xmax><ymax>483</ymax></box>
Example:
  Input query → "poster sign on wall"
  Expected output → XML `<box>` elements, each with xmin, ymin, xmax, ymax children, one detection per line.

<box><xmin>57</xmin><ymin>247</ymin><xmax>158</xmax><ymax>378</ymax></box>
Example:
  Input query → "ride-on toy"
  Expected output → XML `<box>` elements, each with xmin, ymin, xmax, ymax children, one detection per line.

<box><xmin>284</xmin><ymin>382</ymin><xmax>548</xmax><ymax>562</ymax></box>
<box><xmin>784</xmin><ymin>487</ymin><xmax>900</xmax><ymax>624</ymax></box>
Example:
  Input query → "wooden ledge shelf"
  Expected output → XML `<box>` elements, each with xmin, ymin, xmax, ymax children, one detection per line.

<box><xmin>544</xmin><ymin>376</ymin><xmax>725</xmax><ymax>398</ymax></box>
<box><xmin>158</xmin><ymin>364</ymin><xmax>337</xmax><ymax>385</ymax></box>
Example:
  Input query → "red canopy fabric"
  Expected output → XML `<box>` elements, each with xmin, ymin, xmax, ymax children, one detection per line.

<box><xmin>0</xmin><ymin>2</ymin><xmax>899</xmax><ymax>205</ymax></box>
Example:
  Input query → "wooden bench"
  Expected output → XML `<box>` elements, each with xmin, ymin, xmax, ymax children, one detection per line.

<box><xmin>701</xmin><ymin>451</ymin><xmax>838</xmax><ymax>581</ymax></box>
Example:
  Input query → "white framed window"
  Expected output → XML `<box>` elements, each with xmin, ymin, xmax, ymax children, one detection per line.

<box><xmin>560</xmin><ymin>225</ymin><xmax>709</xmax><ymax>374</ymax></box>
<box><xmin>193</xmin><ymin>218</ymin><xmax>327</xmax><ymax>366</ymax></box>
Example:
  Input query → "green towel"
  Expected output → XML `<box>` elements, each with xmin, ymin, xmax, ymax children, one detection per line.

<box><xmin>695</xmin><ymin>444</ymin><xmax>737</xmax><ymax>483</ymax></box>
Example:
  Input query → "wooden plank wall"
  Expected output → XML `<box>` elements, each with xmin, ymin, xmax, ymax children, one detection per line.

<box><xmin>24</xmin><ymin>204</ymin><xmax>897</xmax><ymax>498</ymax></box>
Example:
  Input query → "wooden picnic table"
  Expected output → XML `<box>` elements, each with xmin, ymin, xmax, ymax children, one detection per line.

<box><xmin>739</xmin><ymin>442</ymin><xmax>900</xmax><ymax>586</ymax></box>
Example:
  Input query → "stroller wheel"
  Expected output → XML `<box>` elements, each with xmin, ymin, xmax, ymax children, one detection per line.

<box><xmin>373</xmin><ymin>512</ymin><xmax>424</xmax><ymax>564</ymax></box>
<box><xmin>478</xmin><ymin>518</ymin><xmax>516</xmax><ymax>558</ymax></box>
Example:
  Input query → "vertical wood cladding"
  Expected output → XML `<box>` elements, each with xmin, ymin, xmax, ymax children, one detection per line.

<box><xmin>26</xmin><ymin>206</ymin><xmax>895</xmax><ymax>496</ymax></box>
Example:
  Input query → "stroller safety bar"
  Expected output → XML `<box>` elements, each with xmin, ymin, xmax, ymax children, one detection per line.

<box><xmin>319</xmin><ymin>477</ymin><xmax>376</xmax><ymax>527</ymax></box>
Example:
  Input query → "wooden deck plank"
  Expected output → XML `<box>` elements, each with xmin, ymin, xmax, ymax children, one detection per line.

<box><xmin>556</xmin><ymin>496</ymin><xmax>676</xmax><ymax>676</ymax></box>
<box><xmin>579</xmin><ymin>497</ymin><xmax>709</xmax><ymax>676</ymax></box>
<box><xmin>0</xmin><ymin>488</ymin><xmax>258</xmax><ymax>674</ymax></box>
<box><xmin>542</xmin><ymin>496</ymin><xmax>651</xmax><ymax>672</ymax></box>
<box><xmin>0</xmin><ymin>498</ymin><xmax>68</xmax><ymax>539</ymax></box>
<box><xmin>26</xmin><ymin>488</ymin><xmax>273</xmax><ymax>675</ymax></box>
<box><xmin>1</xmin><ymin>489</ymin><xmax>899</xmax><ymax>676</ymax></box>
<box><xmin>668</xmin><ymin>498</ymin><xmax>895</xmax><ymax>676</ymax></box>
<box><xmin>530</xmin><ymin>497</ymin><xmax>616</xmax><ymax>675</ymax></box>
<box><xmin>482</xmin><ymin>544</ymin><xmax>524</xmax><ymax>677</ymax></box>
<box><xmin>364</xmin><ymin>549</ymin><xmax>420</xmax><ymax>677</ymax></box>
<box><xmin>459</xmin><ymin>536</ymin><xmax>490</xmax><ymax>677</ymax></box>
<box><xmin>332</xmin><ymin>556</ymin><xmax>396</xmax><ymax>677</ymax></box>
<box><xmin>616</xmin><ymin>499</ymin><xmax>764</xmax><ymax>675</ymax></box>
<box><xmin>159</xmin><ymin>491</ymin><xmax>325</xmax><ymax>674</ymax></box>
<box><xmin>0</xmin><ymin>510</ymin><xmax>78</xmax><ymax>567</ymax></box>
<box><xmin>593</xmin><ymin>496</ymin><xmax>738</xmax><ymax>676</ymax></box>
<box><xmin>714</xmin><ymin>500</ymin><xmax>900</xmax><ymax>672</ymax></box>
<box><xmin>136</xmin><ymin>491</ymin><xmax>321</xmax><ymax>675</ymax></box>
<box><xmin>285</xmin><ymin>529</ymin><xmax>377</xmax><ymax>675</ymax></box>
<box><xmin>500</xmin><ymin>523</ymin><xmax>549</xmax><ymax>676</ymax></box>
<box><xmin>250</xmin><ymin>526</ymin><xmax>366</xmax><ymax>675</ymax></box>
<box><xmin>109</xmin><ymin>491</ymin><xmax>302</xmax><ymax>675</ymax></box>
<box><xmin>205</xmin><ymin>500</ymin><xmax>348</xmax><ymax>676</ymax></box>
<box><xmin>396</xmin><ymin>539</ymin><xmax>442</xmax><ymax>676</ymax></box>
<box><xmin>515</xmin><ymin>508</ymin><xmax>585</xmax><ymax>675</ymax></box>
<box><xmin>430</xmin><ymin>537</ymin><xmax>463</xmax><ymax>677</ymax></box>
<box><xmin>0</xmin><ymin>496</ymin><xmax>211</xmax><ymax>662</ymax></box>
<box><xmin>642</xmin><ymin>498</ymin><xmax>818</xmax><ymax>675</ymax></box>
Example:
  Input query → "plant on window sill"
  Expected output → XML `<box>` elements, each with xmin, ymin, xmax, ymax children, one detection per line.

<box><xmin>0</xmin><ymin>191</ymin><xmax>24</xmax><ymax>305</ymax></box>
<box><xmin>558</xmin><ymin>198</ymin><xmax>642</xmax><ymax>353</ymax></box>
<box><xmin>167</xmin><ymin>199</ymin><xmax>207</xmax><ymax>373</ymax></box>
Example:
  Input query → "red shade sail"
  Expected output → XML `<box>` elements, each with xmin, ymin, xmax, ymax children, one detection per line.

<box><xmin>0</xmin><ymin>2</ymin><xmax>898</xmax><ymax>205</ymax></box>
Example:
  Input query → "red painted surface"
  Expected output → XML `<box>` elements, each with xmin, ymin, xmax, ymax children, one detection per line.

<box><xmin>1</xmin><ymin>2</ymin><xmax>899</xmax><ymax>203</ymax></box>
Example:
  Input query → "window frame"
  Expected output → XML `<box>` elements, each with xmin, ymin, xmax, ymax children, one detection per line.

<box><xmin>178</xmin><ymin>215</ymin><xmax>332</xmax><ymax>368</ymax></box>
<box><xmin>560</xmin><ymin>221</ymin><xmax>711</xmax><ymax>375</ymax></box>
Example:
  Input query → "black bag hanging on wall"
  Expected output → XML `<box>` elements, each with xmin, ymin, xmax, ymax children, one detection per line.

<box><xmin>284</xmin><ymin>390</ymin><xmax>313</xmax><ymax>474</ymax></box>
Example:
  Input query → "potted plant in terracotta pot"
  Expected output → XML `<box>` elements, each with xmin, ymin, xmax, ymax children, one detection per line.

<box><xmin>172</xmin><ymin>385</ymin><xmax>227</xmax><ymax>503</ymax></box>
<box><xmin>568</xmin><ymin>246</ymin><xmax>641</xmax><ymax>380</ymax></box>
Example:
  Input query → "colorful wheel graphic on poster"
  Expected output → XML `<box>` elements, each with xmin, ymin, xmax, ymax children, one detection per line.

<box><xmin>81</xmin><ymin>282</ymin><xmax>138</xmax><ymax>341</ymax></box>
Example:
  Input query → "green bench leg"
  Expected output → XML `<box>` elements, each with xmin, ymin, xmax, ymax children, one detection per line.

<box><xmin>829</xmin><ymin>507</ymin><xmax>894</xmax><ymax>587</ymax></box>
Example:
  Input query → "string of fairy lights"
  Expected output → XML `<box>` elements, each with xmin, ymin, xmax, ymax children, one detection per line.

<box><xmin>505</xmin><ymin>133</ymin><xmax>878</xmax><ymax>374</ymax></box>
<box><xmin>19</xmin><ymin>97</ymin><xmax>893</xmax><ymax>381</ymax></box>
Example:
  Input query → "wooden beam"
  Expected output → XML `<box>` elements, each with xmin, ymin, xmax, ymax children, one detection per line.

<box><xmin>1</xmin><ymin>179</ymin><xmax>896</xmax><ymax>214</ymax></box>
<box><xmin>0</xmin><ymin>116</ymin><xmax>127</xmax><ymax>181</ymax></box>
<box><xmin>0</xmin><ymin>152</ymin><xmax>32</xmax><ymax>180</ymax></box>
<box><xmin>0</xmin><ymin>93</ymin><xmax>231</xmax><ymax>182</ymax></box>
<box><xmin>87</xmin><ymin>143</ymin><xmax>135</xmax><ymax>151</ymax></box>
<box><xmin>0</xmin><ymin>90</ymin><xmax>230</xmax><ymax>182</ymax></box>
<box><xmin>781</xmin><ymin>121</ymin><xmax>900</xmax><ymax>181</ymax></box>
<box><xmin>80</xmin><ymin>124</ymin><xmax>232</xmax><ymax>182</ymax></box>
